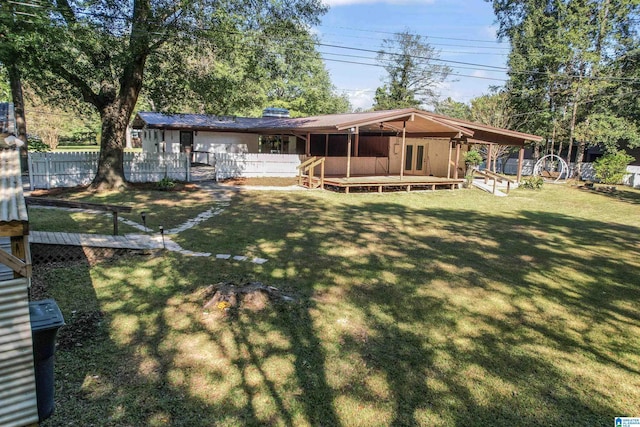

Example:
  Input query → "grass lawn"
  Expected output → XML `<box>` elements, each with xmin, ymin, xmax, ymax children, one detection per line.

<box><xmin>35</xmin><ymin>184</ymin><xmax>640</xmax><ymax>426</ymax></box>
<box><xmin>28</xmin><ymin>186</ymin><xmax>224</xmax><ymax>234</ymax></box>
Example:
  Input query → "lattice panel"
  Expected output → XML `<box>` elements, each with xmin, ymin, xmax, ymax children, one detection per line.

<box><xmin>31</xmin><ymin>244</ymin><xmax>139</xmax><ymax>265</ymax></box>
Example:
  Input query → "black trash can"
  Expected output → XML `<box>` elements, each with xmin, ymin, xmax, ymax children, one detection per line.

<box><xmin>29</xmin><ymin>299</ymin><xmax>65</xmax><ymax>422</ymax></box>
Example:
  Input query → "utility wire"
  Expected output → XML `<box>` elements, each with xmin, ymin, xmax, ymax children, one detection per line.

<box><xmin>3</xmin><ymin>7</ymin><xmax>640</xmax><ymax>84</ymax></box>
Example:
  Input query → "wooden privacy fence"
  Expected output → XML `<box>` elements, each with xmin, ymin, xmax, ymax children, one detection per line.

<box><xmin>28</xmin><ymin>152</ymin><xmax>190</xmax><ymax>189</ymax></box>
<box><xmin>215</xmin><ymin>153</ymin><xmax>303</xmax><ymax>180</ymax></box>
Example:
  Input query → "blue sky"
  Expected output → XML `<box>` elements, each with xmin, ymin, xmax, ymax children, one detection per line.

<box><xmin>315</xmin><ymin>0</ymin><xmax>510</xmax><ymax>110</ymax></box>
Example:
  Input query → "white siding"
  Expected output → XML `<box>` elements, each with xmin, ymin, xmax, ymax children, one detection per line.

<box><xmin>215</xmin><ymin>153</ymin><xmax>303</xmax><ymax>180</ymax></box>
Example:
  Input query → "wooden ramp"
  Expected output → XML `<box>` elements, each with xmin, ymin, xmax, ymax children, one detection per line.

<box><xmin>472</xmin><ymin>180</ymin><xmax>508</xmax><ymax>197</ymax></box>
<box><xmin>30</xmin><ymin>231</ymin><xmax>163</xmax><ymax>250</ymax></box>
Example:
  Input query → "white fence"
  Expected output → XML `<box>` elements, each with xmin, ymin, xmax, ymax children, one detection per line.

<box><xmin>28</xmin><ymin>152</ymin><xmax>190</xmax><ymax>189</ymax></box>
<box><xmin>214</xmin><ymin>153</ymin><xmax>303</xmax><ymax>180</ymax></box>
<box><xmin>624</xmin><ymin>165</ymin><xmax>640</xmax><ymax>188</ymax></box>
<box><xmin>503</xmin><ymin>158</ymin><xmax>639</xmax><ymax>187</ymax></box>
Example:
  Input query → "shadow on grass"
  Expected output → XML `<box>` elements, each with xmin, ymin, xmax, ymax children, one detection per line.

<box><xmin>580</xmin><ymin>186</ymin><xmax>640</xmax><ymax>205</ymax></box>
<box><xmin>40</xmin><ymin>190</ymin><xmax>640</xmax><ymax>426</ymax></box>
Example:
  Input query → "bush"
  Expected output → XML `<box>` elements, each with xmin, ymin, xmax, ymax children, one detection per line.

<box><xmin>156</xmin><ymin>177</ymin><xmax>176</xmax><ymax>191</ymax></box>
<box><xmin>464</xmin><ymin>149</ymin><xmax>483</xmax><ymax>167</ymax></box>
<box><xmin>593</xmin><ymin>151</ymin><xmax>635</xmax><ymax>185</ymax></box>
<box><xmin>520</xmin><ymin>176</ymin><xmax>544</xmax><ymax>190</ymax></box>
<box><xmin>28</xmin><ymin>138</ymin><xmax>50</xmax><ymax>152</ymax></box>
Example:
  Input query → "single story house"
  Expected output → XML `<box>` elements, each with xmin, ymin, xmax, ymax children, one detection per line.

<box><xmin>132</xmin><ymin>108</ymin><xmax>542</xmax><ymax>184</ymax></box>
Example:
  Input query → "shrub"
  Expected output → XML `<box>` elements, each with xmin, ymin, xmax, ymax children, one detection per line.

<box><xmin>520</xmin><ymin>176</ymin><xmax>544</xmax><ymax>190</ymax></box>
<box><xmin>463</xmin><ymin>150</ymin><xmax>483</xmax><ymax>188</ymax></box>
<box><xmin>593</xmin><ymin>151</ymin><xmax>635</xmax><ymax>185</ymax></box>
<box><xmin>464</xmin><ymin>149</ymin><xmax>483</xmax><ymax>167</ymax></box>
<box><xmin>28</xmin><ymin>138</ymin><xmax>50</xmax><ymax>152</ymax></box>
<box><xmin>156</xmin><ymin>177</ymin><xmax>176</xmax><ymax>191</ymax></box>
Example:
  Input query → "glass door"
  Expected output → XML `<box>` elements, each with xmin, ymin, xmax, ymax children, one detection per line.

<box><xmin>404</xmin><ymin>143</ymin><xmax>427</xmax><ymax>175</ymax></box>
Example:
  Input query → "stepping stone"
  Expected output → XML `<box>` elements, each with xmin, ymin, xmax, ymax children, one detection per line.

<box><xmin>233</xmin><ymin>255</ymin><xmax>247</xmax><ymax>261</ymax></box>
<box><xmin>216</xmin><ymin>254</ymin><xmax>231</xmax><ymax>259</ymax></box>
<box><xmin>252</xmin><ymin>258</ymin><xmax>268</xmax><ymax>265</ymax></box>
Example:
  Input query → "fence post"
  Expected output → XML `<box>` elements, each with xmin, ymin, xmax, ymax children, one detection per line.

<box><xmin>27</xmin><ymin>152</ymin><xmax>34</xmax><ymax>191</ymax></box>
<box><xmin>185</xmin><ymin>153</ymin><xmax>190</xmax><ymax>182</ymax></box>
<box><xmin>45</xmin><ymin>152</ymin><xmax>51</xmax><ymax>190</ymax></box>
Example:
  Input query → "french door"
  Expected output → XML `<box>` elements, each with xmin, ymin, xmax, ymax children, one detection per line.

<box><xmin>404</xmin><ymin>142</ymin><xmax>427</xmax><ymax>175</ymax></box>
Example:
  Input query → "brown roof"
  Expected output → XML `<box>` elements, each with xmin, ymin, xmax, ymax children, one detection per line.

<box><xmin>134</xmin><ymin>108</ymin><xmax>543</xmax><ymax>146</ymax></box>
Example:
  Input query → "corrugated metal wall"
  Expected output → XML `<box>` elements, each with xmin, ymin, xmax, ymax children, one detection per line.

<box><xmin>0</xmin><ymin>238</ymin><xmax>13</xmax><ymax>282</ymax></box>
<box><xmin>0</xmin><ymin>277</ymin><xmax>38</xmax><ymax>427</ymax></box>
<box><xmin>1</xmin><ymin>145</ymin><xmax>38</xmax><ymax>426</ymax></box>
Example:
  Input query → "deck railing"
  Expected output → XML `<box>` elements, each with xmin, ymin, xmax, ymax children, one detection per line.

<box><xmin>474</xmin><ymin>169</ymin><xmax>515</xmax><ymax>194</ymax></box>
<box><xmin>297</xmin><ymin>157</ymin><xmax>325</xmax><ymax>189</ymax></box>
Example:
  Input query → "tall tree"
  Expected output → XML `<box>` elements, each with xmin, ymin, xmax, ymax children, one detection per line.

<box><xmin>433</xmin><ymin>97</ymin><xmax>471</xmax><ymax>120</ymax></box>
<box><xmin>488</xmin><ymin>0</ymin><xmax>640</xmax><ymax>175</ymax></box>
<box><xmin>0</xmin><ymin>1</ymin><xmax>31</xmax><ymax>147</ymax></box>
<box><xmin>470</xmin><ymin>89</ymin><xmax>519</xmax><ymax>172</ymax></box>
<box><xmin>10</xmin><ymin>0</ymin><xmax>326</xmax><ymax>190</ymax></box>
<box><xmin>373</xmin><ymin>31</ymin><xmax>451</xmax><ymax>111</ymax></box>
<box><xmin>141</xmin><ymin>30</ymin><xmax>350</xmax><ymax>117</ymax></box>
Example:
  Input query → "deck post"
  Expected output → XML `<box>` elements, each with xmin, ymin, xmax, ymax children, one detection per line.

<box><xmin>447</xmin><ymin>139</ymin><xmax>452</xmax><ymax>178</ymax></box>
<box><xmin>347</xmin><ymin>132</ymin><xmax>352</xmax><ymax>178</ymax></box>
<box><xmin>305</xmin><ymin>132</ymin><xmax>310</xmax><ymax>156</ymax></box>
<box><xmin>489</xmin><ymin>144</ymin><xmax>495</xmax><ymax>172</ymax></box>
<box><xmin>400</xmin><ymin>122</ymin><xmax>406</xmax><ymax>181</ymax></box>
<box><xmin>325</xmin><ymin>134</ymin><xmax>329</xmax><ymax>157</ymax></box>
<box><xmin>354</xmin><ymin>132</ymin><xmax>360</xmax><ymax>157</ymax></box>
<box><xmin>516</xmin><ymin>146</ymin><xmax>525</xmax><ymax>183</ymax></box>
<box><xmin>453</xmin><ymin>142</ymin><xmax>461</xmax><ymax>179</ymax></box>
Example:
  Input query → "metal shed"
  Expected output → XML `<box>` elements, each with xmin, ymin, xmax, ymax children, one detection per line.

<box><xmin>0</xmin><ymin>143</ymin><xmax>38</xmax><ymax>427</ymax></box>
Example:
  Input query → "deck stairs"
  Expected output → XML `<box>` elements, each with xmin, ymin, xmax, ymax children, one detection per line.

<box><xmin>297</xmin><ymin>156</ymin><xmax>326</xmax><ymax>189</ymax></box>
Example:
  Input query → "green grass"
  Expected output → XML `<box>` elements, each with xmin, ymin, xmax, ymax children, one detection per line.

<box><xmin>36</xmin><ymin>184</ymin><xmax>640</xmax><ymax>426</ymax></box>
<box><xmin>28</xmin><ymin>187</ymin><xmax>223</xmax><ymax>234</ymax></box>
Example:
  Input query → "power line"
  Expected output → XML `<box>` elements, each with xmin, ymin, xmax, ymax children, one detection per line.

<box><xmin>318</xmin><ymin>30</ymin><xmax>511</xmax><ymax>51</ymax></box>
<box><xmin>3</xmin><ymin>7</ymin><xmax>640</xmax><ymax>85</ymax></box>
<box><xmin>317</xmin><ymin>24</ymin><xmax>509</xmax><ymax>45</ymax></box>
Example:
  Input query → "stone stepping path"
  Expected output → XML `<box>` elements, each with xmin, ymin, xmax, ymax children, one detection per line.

<box><xmin>30</xmin><ymin>190</ymin><xmax>268</xmax><ymax>264</ymax></box>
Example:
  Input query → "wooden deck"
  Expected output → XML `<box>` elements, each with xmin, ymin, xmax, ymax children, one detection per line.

<box><xmin>321</xmin><ymin>175</ymin><xmax>464</xmax><ymax>193</ymax></box>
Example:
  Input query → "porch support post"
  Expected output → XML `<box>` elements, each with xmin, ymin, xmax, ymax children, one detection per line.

<box><xmin>305</xmin><ymin>132</ymin><xmax>311</xmax><ymax>156</ymax></box>
<box><xmin>516</xmin><ymin>145</ymin><xmax>525</xmax><ymax>183</ymax></box>
<box><xmin>325</xmin><ymin>134</ymin><xmax>329</xmax><ymax>157</ymax></box>
<box><xmin>487</xmin><ymin>144</ymin><xmax>493</xmax><ymax>172</ymax></box>
<box><xmin>400</xmin><ymin>121</ymin><xmax>406</xmax><ymax>180</ymax></box>
<box><xmin>346</xmin><ymin>132</ymin><xmax>352</xmax><ymax>178</ymax></box>
<box><xmin>453</xmin><ymin>142</ymin><xmax>461</xmax><ymax>179</ymax></box>
<box><xmin>354</xmin><ymin>132</ymin><xmax>360</xmax><ymax>157</ymax></box>
<box><xmin>447</xmin><ymin>139</ymin><xmax>453</xmax><ymax>179</ymax></box>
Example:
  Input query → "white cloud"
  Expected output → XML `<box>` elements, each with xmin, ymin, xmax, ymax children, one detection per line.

<box><xmin>324</xmin><ymin>0</ymin><xmax>433</xmax><ymax>7</ymax></box>
<box><xmin>482</xmin><ymin>25</ymin><xmax>498</xmax><ymax>40</ymax></box>
<box><xmin>347</xmin><ymin>89</ymin><xmax>376</xmax><ymax>111</ymax></box>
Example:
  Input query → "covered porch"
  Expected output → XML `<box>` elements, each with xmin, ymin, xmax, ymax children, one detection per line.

<box><xmin>269</xmin><ymin>109</ymin><xmax>542</xmax><ymax>192</ymax></box>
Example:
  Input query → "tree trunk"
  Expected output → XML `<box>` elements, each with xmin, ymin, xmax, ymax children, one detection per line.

<box><xmin>567</xmin><ymin>96</ymin><xmax>579</xmax><ymax>177</ymax></box>
<box><xmin>574</xmin><ymin>141</ymin><xmax>586</xmax><ymax>180</ymax></box>
<box><xmin>92</xmin><ymin>102</ymin><xmax>129</xmax><ymax>190</ymax></box>
<box><xmin>87</xmin><ymin>0</ymin><xmax>150</xmax><ymax>190</ymax></box>
<box><xmin>7</xmin><ymin>63</ymin><xmax>28</xmax><ymax>171</ymax></box>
